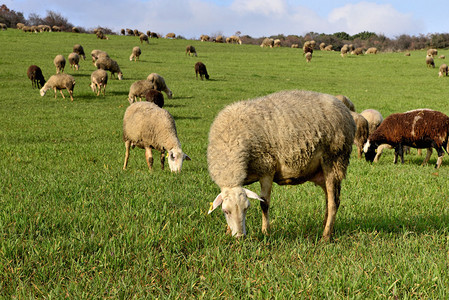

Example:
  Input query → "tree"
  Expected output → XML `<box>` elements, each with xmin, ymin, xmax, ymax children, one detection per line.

<box><xmin>43</xmin><ymin>10</ymin><xmax>73</xmax><ymax>30</ymax></box>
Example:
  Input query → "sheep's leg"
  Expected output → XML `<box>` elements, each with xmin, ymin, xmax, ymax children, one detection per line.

<box><xmin>421</xmin><ymin>148</ymin><xmax>433</xmax><ymax>166</ymax></box>
<box><xmin>160</xmin><ymin>150</ymin><xmax>165</xmax><ymax>170</ymax></box>
<box><xmin>123</xmin><ymin>140</ymin><xmax>131</xmax><ymax>170</ymax></box>
<box><xmin>436</xmin><ymin>148</ymin><xmax>444</xmax><ymax>168</ymax></box>
<box><xmin>321</xmin><ymin>172</ymin><xmax>341</xmax><ymax>242</ymax></box>
<box><xmin>259</xmin><ymin>175</ymin><xmax>273</xmax><ymax>235</ymax></box>
<box><xmin>398</xmin><ymin>145</ymin><xmax>405</xmax><ymax>164</ymax></box>
<box><xmin>53</xmin><ymin>87</ymin><xmax>58</xmax><ymax>98</ymax></box>
<box><xmin>145</xmin><ymin>147</ymin><xmax>153</xmax><ymax>170</ymax></box>
<box><xmin>60</xmin><ymin>89</ymin><xmax>65</xmax><ymax>99</ymax></box>
<box><xmin>68</xmin><ymin>89</ymin><xmax>73</xmax><ymax>102</ymax></box>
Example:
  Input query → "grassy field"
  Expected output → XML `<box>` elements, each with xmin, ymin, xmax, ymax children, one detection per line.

<box><xmin>0</xmin><ymin>29</ymin><xmax>448</xmax><ymax>298</ymax></box>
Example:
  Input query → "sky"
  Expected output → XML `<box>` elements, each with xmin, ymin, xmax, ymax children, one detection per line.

<box><xmin>3</xmin><ymin>0</ymin><xmax>447</xmax><ymax>38</ymax></box>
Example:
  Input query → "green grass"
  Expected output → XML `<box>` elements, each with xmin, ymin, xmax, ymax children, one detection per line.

<box><xmin>1</xmin><ymin>29</ymin><xmax>449</xmax><ymax>298</ymax></box>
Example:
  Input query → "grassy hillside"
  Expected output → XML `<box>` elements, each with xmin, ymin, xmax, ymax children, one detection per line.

<box><xmin>0</xmin><ymin>29</ymin><xmax>448</xmax><ymax>298</ymax></box>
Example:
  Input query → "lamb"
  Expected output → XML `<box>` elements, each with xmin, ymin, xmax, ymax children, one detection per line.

<box><xmin>68</xmin><ymin>52</ymin><xmax>80</xmax><ymax>70</ymax></box>
<box><xmin>73</xmin><ymin>44</ymin><xmax>86</xmax><ymax>60</ymax></box>
<box><xmin>122</xmin><ymin>102</ymin><xmax>191</xmax><ymax>172</ymax></box>
<box><xmin>27</xmin><ymin>65</ymin><xmax>46</xmax><ymax>89</ymax></box>
<box><xmin>146</xmin><ymin>73</ymin><xmax>173</xmax><ymax>99</ymax></box>
<box><xmin>91</xmin><ymin>49</ymin><xmax>109</xmax><ymax>63</ymax></box>
<box><xmin>145</xmin><ymin>89</ymin><xmax>164</xmax><ymax>108</ymax></box>
<box><xmin>90</xmin><ymin>69</ymin><xmax>108</xmax><ymax>96</ymax></box>
<box><xmin>207</xmin><ymin>90</ymin><xmax>356</xmax><ymax>239</ymax></box>
<box><xmin>365</xmin><ymin>47</ymin><xmax>378</xmax><ymax>54</ymax></box>
<box><xmin>194</xmin><ymin>62</ymin><xmax>209</xmax><ymax>80</ymax></box>
<box><xmin>305</xmin><ymin>52</ymin><xmax>312</xmax><ymax>63</ymax></box>
<box><xmin>350</xmin><ymin>111</ymin><xmax>370</xmax><ymax>158</ymax></box>
<box><xmin>185</xmin><ymin>45</ymin><xmax>197</xmax><ymax>57</ymax></box>
<box><xmin>128</xmin><ymin>80</ymin><xmax>154</xmax><ymax>104</ymax></box>
<box><xmin>363</xmin><ymin>109</ymin><xmax>449</xmax><ymax>168</ymax></box>
<box><xmin>438</xmin><ymin>64</ymin><xmax>448</xmax><ymax>77</ymax></box>
<box><xmin>335</xmin><ymin>95</ymin><xmax>355</xmax><ymax>112</ymax></box>
<box><xmin>129</xmin><ymin>46</ymin><xmax>141</xmax><ymax>61</ymax></box>
<box><xmin>139</xmin><ymin>34</ymin><xmax>149</xmax><ymax>44</ymax></box>
<box><xmin>53</xmin><ymin>55</ymin><xmax>66</xmax><ymax>74</ymax></box>
<box><xmin>40</xmin><ymin>74</ymin><xmax>75</xmax><ymax>102</ymax></box>
<box><xmin>95</xmin><ymin>56</ymin><xmax>123</xmax><ymax>80</ymax></box>
<box><xmin>426</xmin><ymin>55</ymin><xmax>435</xmax><ymax>68</ymax></box>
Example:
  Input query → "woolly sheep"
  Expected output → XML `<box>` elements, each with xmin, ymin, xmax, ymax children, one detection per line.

<box><xmin>95</xmin><ymin>56</ymin><xmax>123</xmax><ymax>80</ymax></box>
<box><xmin>0</xmin><ymin>23</ymin><xmax>7</xmax><ymax>30</ymax></box>
<box><xmin>291</xmin><ymin>44</ymin><xmax>299</xmax><ymax>48</ymax></box>
<box><xmin>195</xmin><ymin>62</ymin><xmax>209</xmax><ymax>80</ymax></box>
<box><xmin>53</xmin><ymin>55</ymin><xmax>66</xmax><ymax>74</ymax></box>
<box><xmin>150</xmin><ymin>32</ymin><xmax>159</xmax><ymax>38</ymax></box>
<box><xmin>364</xmin><ymin>109</ymin><xmax>449</xmax><ymax>168</ymax></box>
<box><xmin>90</xmin><ymin>69</ymin><xmax>108</xmax><ymax>96</ymax></box>
<box><xmin>91</xmin><ymin>49</ymin><xmax>109</xmax><ymax>63</ymax></box>
<box><xmin>140</xmin><ymin>34</ymin><xmax>149</xmax><ymax>44</ymax></box>
<box><xmin>303</xmin><ymin>41</ymin><xmax>314</xmax><ymax>54</ymax></box>
<box><xmin>200</xmin><ymin>34</ymin><xmax>210</xmax><ymax>42</ymax></box>
<box><xmin>365</xmin><ymin>47</ymin><xmax>378</xmax><ymax>54</ymax></box>
<box><xmin>144</xmin><ymin>89</ymin><xmax>164</xmax><ymax>108</ymax></box>
<box><xmin>122</xmin><ymin>102</ymin><xmax>191</xmax><ymax>172</ymax></box>
<box><xmin>146</xmin><ymin>73</ymin><xmax>173</xmax><ymax>99</ymax></box>
<box><xmin>350</xmin><ymin>111</ymin><xmax>369</xmax><ymax>158</ymax></box>
<box><xmin>439</xmin><ymin>55</ymin><xmax>446</xmax><ymax>59</ymax></box>
<box><xmin>260</xmin><ymin>38</ymin><xmax>274</xmax><ymax>48</ymax></box>
<box><xmin>185</xmin><ymin>45</ymin><xmax>197</xmax><ymax>57</ymax></box>
<box><xmin>335</xmin><ymin>95</ymin><xmax>355</xmax><ymax>112</ymax></box>
<box><xmin>214</xmin><ymin>35</ymin><xmax>224</xmax><ymax>43</ymax></box>
<box><xmin>129</xmin><ymin>46</ymin><xmax>141</xmax><ymax>61</ymax></box>
<box><xmin>426</xmin><ymin>55</ymin><xmax>435</xmax><ymax>68</ymax></box>
<box><xmin>319</xmin><ymin>42</ymin><xmax>326</xmax><ymax>50</ymax></box>
<box><xmin>427</xmin><ymin>49</ymin><xmax>438</xmax><ymax>57</ymax></box>
<box><xmin>341</xmin><ymin>45</ymin><xmax>349</xmax><ymax>57</ymax></box>
<box><xmin>227</xmin><ymin>35</ymin><xmax>242</xmax><ymax>44</ymax></box>
<box><xmin>273</xmin><ymin>39</ymin><xmax>281</xmax><ymax>47</ymax></box>
<box><xmin>165</xmin><ymin>32</ymin><xmax>176</xmax><ymax>39</ymax></box>
<box><xmin>68</xmin><ymin>52</ymin><xmax>80</xmax><ymax>70</ymax></box>
<box><xmin>128</xmin><ymin>79</ymin><xmax>154</xmax><ymax>104</ymax></box>
<box><xmin>207</xmin><ymin>90</ymin><xmax>356</xmax><ymax>239</ymax></box>
<box><xmin>73</xmin><ymin>44</ymin><xmax>86</xmax><ymax>60</ymax></box>
<box><xmin>360</xmin><ymin>109</ymin><xmax>383</xmax><ymax>134</ymax></box>
<box><xmin>305</xmin><ymin>52</ymin><xmax>312</xmax><ymax>63</ymax></box>
<box><xmin>27</xmin><ymin>65</ymin><xmax>46</xmax><ymax>89</ymax></box>
<box><xmin>351</xmin><ymin>48</ymin><xmax>364</xmax><ymax>55</ymax></box>
<box><xmin>438</xmin><ymin>64</ymin><xmax>448</xmax><ymax>77</ymax></box>
<box><xmin>324</xmin><ymin>45</ymin><xmax>333</xmax><ymax>51</ymax></box>
<box><xmin>40</xmin><ymin>74</ymin><xmax>75</xmax><ymax>102</ymax></box>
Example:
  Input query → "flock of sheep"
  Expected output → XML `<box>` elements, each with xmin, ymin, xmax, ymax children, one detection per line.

<box><xmin>24</xmin><ymin>31</ymin><xmax>449</xmax><ymax>240</ymax></box>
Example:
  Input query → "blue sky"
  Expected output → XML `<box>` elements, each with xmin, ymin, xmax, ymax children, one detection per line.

<box><xmin>3</xmin><ymin>0</ymin><xmax>447</xmax><ymax>38</ymax></box>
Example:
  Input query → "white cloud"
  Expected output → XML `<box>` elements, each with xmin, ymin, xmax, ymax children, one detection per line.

<box><xmin>230</xmin><ymin>0</ymin><xmax>288</xmax><ymax>16</ymax></box>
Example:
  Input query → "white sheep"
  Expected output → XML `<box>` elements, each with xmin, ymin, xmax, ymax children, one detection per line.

<box><xmin>90</xmin><ymin>69</ymin><xmax>108</xmax><ymax>96</ymax></box>
<box><xmin>426</xmin><ymin>55</ymin><xmax>435</xmax><ymax>68</ymax></box>
<box><xmin>122</xmin><ymin>102</ymin><xmax>191</xmax><ymax>172</ymax></box>
<box><xmin>73</xmin><ymin>44</ymin><xmax>86</xmax><ymax>60</ymax></box>
<box><xmin>350</xmin><ymin>111</ymin><xmax>369</xmax><ymax>159</ymax></box>
<box><xmin>68</xmin><ymin>52</ymin><xmax>80</xmax><ymax>70</ymax></box>
<box><xmin>128</xmin><ymin>79</ymin><xmax>154</xmax><ymax>104</ymax></box>
<box><xmin>360</xmin><ymin>109</ymin><xmax>383</xmax><ymax>134</ymax></box>
<box><xmin>91</xmin><ymin>49</ymin><xmax>109</xmax><ymax>63</ymax></box>
<box><xmin>53</xmin><ymin>54</ymin><xmax>66</xmax><ymax>74</ymax></box>
<box><xmin>365</xmin><ymin>47</ymin><xmax>378</xmax><ymax>54</ymax></box>
<box><xmin>129</xmin><ymin>46</ymin><xmax>141</xmax><ymax>61</ymax></box>
<box><xmin>305</xmin><ymin>52</ymin><xmax>312</xmax><ymax>63</ymax></box>
<box><xmin>207</xmin><ymin>90</ymin><xmax>356</xmax><ymax>239</ymax></box>
<box><xmin>95</xmin><ymin>56</ymin><xmax>123</xmax><ymax>80</ymax></box>
<box><xmin>438</xmin><ymin>64</ymin><xmax>448</xmax><ymax>77</ymax></box>
<box><xmin>146</xmin><ymin>73</ymin><xmax>173</xmax><ymax>99</ymax></box>
<box><xmin>335</xmin><ymin>95</ymin><xmax>355</xmax><ymax>112</ymax></box>
<box><xmin>40</xmin><ymin>74</ymin><xmax>75</xmax><ymax>101</ymax></box>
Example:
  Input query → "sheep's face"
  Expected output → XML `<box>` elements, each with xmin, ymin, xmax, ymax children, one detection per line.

<box><xmin>118</xmin><ymin>72</ymin><xmax>123</xmax><ymax>80</ymax></box>
<box><xmin>39</xmin><ymin>87</ymin><xmax>47</xmax><ymax>97</ymax></box>
<box><xmin>167</xmin><ymin>149</ymin><xmax>191</xmax><ymax>173</ymax></box>
<box><xmin>208</xmin><ymin>187</ymin><xmax>264</xmax><ymax>238</ymax></box>
<box><xmin>363</xmin><ymin>140</ymin><xmax>377</xmax><ymax>162</ymax></box>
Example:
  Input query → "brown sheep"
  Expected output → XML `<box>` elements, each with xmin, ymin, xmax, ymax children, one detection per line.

<box><xmin>186</xmin><ymin>45</ymin><xmax>197</xmax><ymax>57</ymax></box>
<box><xmin>27</xmin><ymin>65</ymin><xmax>46</xmax><ymax>89</ymax></box>
<box><xmin>145</xmin><ymin>89</ymin><xmax>164</xmax><ymax>108</ymax></box>
<box><xmin>195</xmin><ymin>62</ymin><xmax>209</xmax><ymax>80</ymax></box>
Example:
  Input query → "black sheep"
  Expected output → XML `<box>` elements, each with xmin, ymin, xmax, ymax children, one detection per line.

<box><xmin>27</xmin><ymin>65</ymin><xmax>46</xmax><ymax>89</ymax></box>
<box><xmin>194</xmin><ymin>62</ymin><xmax>209</xmax><ymax>80</ymax></box>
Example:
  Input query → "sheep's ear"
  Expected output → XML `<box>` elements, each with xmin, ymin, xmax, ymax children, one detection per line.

<box><xmin>208</xmin><ymin>194</ymin><xmax>223</xmax><ymax>214</ymax></box>
<box><xmin>243</xmin><ymin>188</ymin><xmax>264</xmax><ymax>202</ymax></box>
<box><xmin>184</xmin><ymin>154</ymin><xmax>191</xmax><ymax>161</ymax></box>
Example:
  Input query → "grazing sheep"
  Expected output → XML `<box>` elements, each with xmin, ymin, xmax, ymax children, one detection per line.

<box><xmin>145</xmin><ymin>89</ymin><xmax>164</xmax><ymax>108</ymax></box>
<box><xmin>291</xmin><ymin>44</ymin><xmax>299</xmax><ymax>48</ymax></box>
<box><xmin>439</xmin><ymin>55</ymin><xmax>446</xmax><ymax>59</ymax></box>
<box><xmin>319</xmin><ymin>42</ymin><xmax>326</xmax><ymax>50</ymax></box>
<box><xmin>335</xmin><ymin>95</ymin><xmax>355</xmax><ymax>112</ymax></box>
<box><xmin>305</xmin><ymin>52</ymin><xmax>312</xmax><ymax>63</ymax></box>
<box><xmin>91</xmin><ymin>49</ymin><xmax>109</xmax><ymax>63</ymax></box>
<box><xmin>126</xmin><ymin>29</ymin><xmax>134</xmax><ymax>36</ymax></box>
<box><xmin>185</xmin><ymin>45</ymin><xmax>197</xmax><ymax>57</ymax></box>
<box><xmin>427</xmin><ymin>49</ymin><xmax>438</xmax><ymax>57</ymax></box>
<box><xmin>227</xmin><ymin>35</ymin><xmax>242</xmax><ymax>44</ymax></box>
<box><xmin>426</xmin><ymin>55</ymin><xmax>435</xmax><ymax>68</ymax></box>
<box><xmin>260</xmin><ymin>38</ymin><xmax>274</xmax><ymax>48</ymax></box>
<box><xmin>128</xmin><ymin>80</ymin><xmax>154</xmax><ymax>104</ymax></box>
<box><xmin>165</xmin><ymin>32</ymin><xmax>176</xmax><ymax>39</ymax></box>
<box><xmin>207</xmin><ymin>90</ymin><xmax>356</xmax><ymax>239</ymax></box>
<box><xmin>360</xmin><ymin>109</ymin><xmax>383</xmax><ymax>134</ymax></box>
<box><xmin>122</xmin><ymin>102</ymin><xmax>191</xmax><ymax>172</ymax></box>
<box><xmin>68</xmin><ymin>52</ymin><xmax>80</xmax><ymax>70</ymax></box>
<box><xmin>324</xmin><ymin>45</ymin><xmax>333</xmax><ymax>51</ymax></box>
<box><xmin>350</xmin><ymin>112</ymin><xmax>370</xmax><ymax>158</ymax></box>
<box><xmin>90</xmin><ymin>69</ymin><xmax>108</xmax><ymax>96</ymax></box>
<box><xmin>302</xmin><ymin>41</ymin><xmax>314</xmax><ymax>55</ymax></box>
<box><xmin>273</xmin><ymin>39</ymin><xmax>281</xmax><ymax>47</ymax></box>
<box><xmin>129</xmin><ymin>46</ymin><xmax>141</xmax><ymax>61</ymax></box>
<box><xmin>364</xmin><ymin>109</ymin><xmax>449</xmax><ymax>168</ymax></box>
<box><xmin>120</xmin><ymin>29</ymin><xmax>125</xmax><ymax>35</ymax></box>
<box><xmin>341</xmin><ymin>45</ymin><xmax>349</xmax><ymax>57</ymax></box>
<box><xmin>95</xmin><ymin>56</ymin><xmax>123</xmax><ymax>80</ymax></box>
<box><xmin>351</xmin><ymin>48</ymin><xmax>364</xmax><ymax>55</ymax></box>
<box><xmin>365</xmin><ymin>47</ymin><xmax>378</xmax><ymax>54</ymax></box>
<box><xmin>439</xmin><ymin>64</ymin><xmax>448</xmax><ymax>77</ymax></box>
<box><xmin>146</xmin><ymin>73</ymin><xmax>173</xmax><ymax>99</ymax></box>
<box><xmin>53</xmin><ymin>55</ymin><xmax>66</xmax><ymax>74</ymax></box>
<box><xmin>27</xmin><ymin>65</ymin><xmax>46</xmax><ymax>89</ymax></box>
<box><xmin>140</xmin><ymin>34</ymin><xmax>149</xmax><ymax>44</ymax></box>
<box><xmin>194</xmin><ymin>62</ymin><xmax>209</xmax><ymax>80</ymax></box>
<box><xmin>40</xmin><ymin>74</ymin><xmax>75</xmax><ymax>101</ymax></box>
<box><xmin>73</xmin><ymin>44</ymin><xmax>86</xmax><ymax>60</ymax></box>
<box><xmin>405</xmin><ymin>52</ymin><xmax>411</xmax><ymax>56</ymax></box>
<box><xmin>0</xmin><ymin>23</ymin><xmax>7</xmax><ymax>30</ymax></box>
<box><xmin>200</xmin><ymin>34</ymin><xmax>210</xmax><ymax>42</ymax></box>
<box><xmin>214</xmin><ymin>35</ymin><xmax>224</xmax><ymax>43</ymax></box>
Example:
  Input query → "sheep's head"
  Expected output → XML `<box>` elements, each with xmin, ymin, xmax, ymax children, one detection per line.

<box><xmin>166</xmin><ymin>88</ymin><xmax>173</xmax><ymax>99</ymax></box>
<box><xmin>118</xmin><ymin>72</ymin><xmax>123</xmax><ymax>80</ymax></box>
<box><xmin>363</xmin><ymin>140</ymin><xmax>377</xmax><ymax>162</ymax></box>
<box><xmin>39</xmin><ymin>87</ymin><xmax>47</xmax><ymax>97</ymax></box>
<box><xmin>167</xmin><ymin>148</ymin><xmax>191</xmax><ymax>173</ymax></box>
<box><xmin>208</xmin><ymin>187</ymin><xmax>264</xmax><ymax>237</ymax></box>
